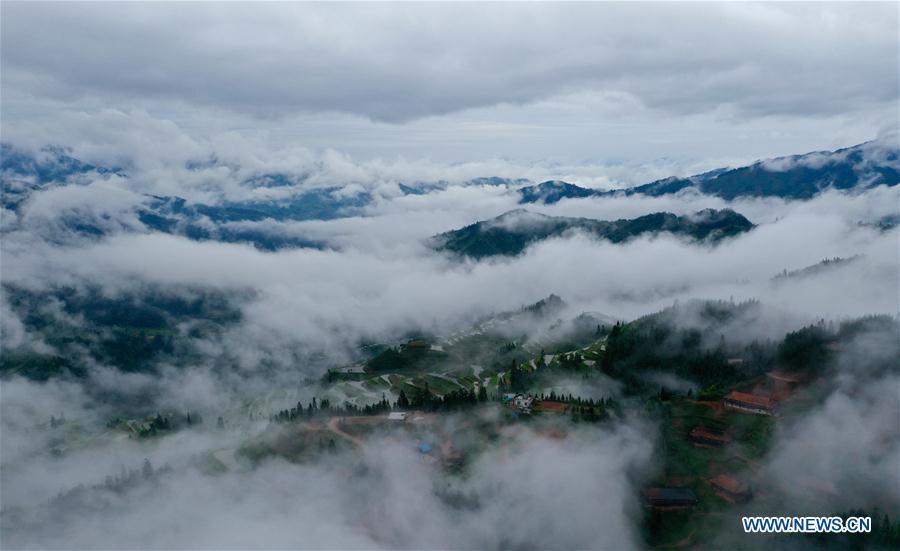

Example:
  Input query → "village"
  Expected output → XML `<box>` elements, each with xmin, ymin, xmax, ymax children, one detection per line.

<box><xmin>325</xmin><ymin>347</ymin><xmax>823</xmax><ymax>550</ymax></box>
<box><xmin>94</xmin><ymin>307</ymin><xmax>889</xmax><ymax>548</ymax></box>
<box><xmin>233</xmin><ymin>333</ymin><xmax>818</xmax><ymax>527</ymax></box>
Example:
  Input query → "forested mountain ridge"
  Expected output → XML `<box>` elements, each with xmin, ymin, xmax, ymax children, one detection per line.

<box><xmin>433</xmin><ymin>208</ymin><xmax>753</xmax><ymax>258</ymax></box>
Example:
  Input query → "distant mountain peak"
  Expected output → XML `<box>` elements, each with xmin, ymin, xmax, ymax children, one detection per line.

<box><xmin>489</xmin><ymin>208</ymin><xmax>551</xmax><ymax>226</ymax></box>
<box><xmin>517</xmin><ymin>180</ymin><xmax>598</xmax><ymax>204</ymax></box>
<box><xmin>496</xmin><ymin>207</ymin><xmax>534</xmax><ymax>217</ymax></box>
<box><xmin>523</xmin><ymin>293</ymin><xmax>566</xmax><ymax>315</ymax></box>
<box><xmin>433</xmin><ymin>208</ymin><xmax>753</xmax><ymax>259</ymax></box>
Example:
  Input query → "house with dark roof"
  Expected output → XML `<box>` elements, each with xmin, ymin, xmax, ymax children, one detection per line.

<box><xmin>402</xmin><ymin>339</ymin><xmax>430</xmax><ymax>351</ymax></box>
<box><xmin>689</xmin><ymin>426</ymin><xmax>731</xmax><ymax>448</ymax></box>
<box><xmin>640</xmin><ymin>487</ymin><xmax>698</xmax><ymax>510</ymax></box>
<box><xmin>724</xmin><ymin>391</ymin><xmax>774</xmax><ymax>415</ymax></box>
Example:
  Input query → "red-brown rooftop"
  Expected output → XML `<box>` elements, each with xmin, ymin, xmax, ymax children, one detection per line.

<box><xmin>724</xmin><ymin>391</ymin><xmax>773</xmax><ymax>409</ymax></box>
<box><xmin>709</xmin><ymin>474</ymin><xmax>747</xmax><ymax>494</ymax></box>
<box><xmin>535</xmin><ymin>401</ymin><xmax>569</xmax><ymax>413</ymax></box>
<box><xmin>766</xmin><ymin>370</ymin><xmax>810</xmax><ymax>383</ymax></box>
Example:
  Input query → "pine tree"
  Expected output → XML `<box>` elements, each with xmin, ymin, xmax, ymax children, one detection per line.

<box><xmin>397</xmin><ymin>389</ymin><xmax>410</xmax><ymax>409</ymax></box>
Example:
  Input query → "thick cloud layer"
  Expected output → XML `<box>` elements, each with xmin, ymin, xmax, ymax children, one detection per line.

<box><xmin>2</xmin><ymin>4</ymin><xmax>897</xmax><ymax>164</ymax></box>
<box><xmin>4</xmin><ymin>3</ymin><xmax>896</xmax><ymax>122</ymax></box>
<box><xmin>3</xmin><ymin>164</ymin><xmax>898</xmax><ymax>372</ymax></box>
<box><xmin>1</xmin><ymin>376</ymin><xmax>655</xmax><ymax>550</ymax></box>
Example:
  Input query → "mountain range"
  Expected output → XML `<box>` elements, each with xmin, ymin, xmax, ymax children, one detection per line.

<box><xmin>518</xmin><ymin>140</ymin><xmax>900</xmax><ymax>204</ymax></box>
<box><xmin>0</xmin><ymin>144</ymin><xmax>528</xmax><ymax>250</ymax></box>
<box><xmin>3</xmin><ymin>139</ymin><xmax>894</xmax><ymax>252</ymax></box>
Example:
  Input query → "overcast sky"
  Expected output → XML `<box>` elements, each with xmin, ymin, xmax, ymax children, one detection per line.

<box><xmin>2</xmin><ymin>2</ymin><xmax>898</xmax><ymax>180</ymax></box>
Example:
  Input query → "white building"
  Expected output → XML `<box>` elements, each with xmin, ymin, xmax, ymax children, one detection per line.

<box><xmin>505</xmin><ymin>393</ymin><xmax>533</xmax><ymax>414</ymax></box>
<box><xmin>338</xmin><ymin>366</ymin><xmax>366</xmax><ymax>374</ymax></box>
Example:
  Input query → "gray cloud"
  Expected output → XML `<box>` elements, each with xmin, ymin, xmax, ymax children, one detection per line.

<box><xmin>2</xmin><ymin>4</ymin><xmax>897</xmax><ymax>166</ymax></box>
<box><xmin>1</xmin><ymin>376</ymin><xmax>655</xmax><ymax>550</ymax></box>
<box><xmin>3</xmin><ymin>3</ymin><xmax>896</xmax><ymax>123</ymax></box>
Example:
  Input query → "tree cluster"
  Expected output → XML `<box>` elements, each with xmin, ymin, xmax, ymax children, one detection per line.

<box><xmin>52</xmin><ymin>458</ymin><xmax>173</xmax><ymax>511</ymax></box>
<box><xmin>268</xmin><ymin>381</ymin><xmax>493</xmax><ymax>425</ymax></box>
<box><xmin>269</xmin><ymin>394</ymin><xmax>396</xmax><ymax>424</ymax></box>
